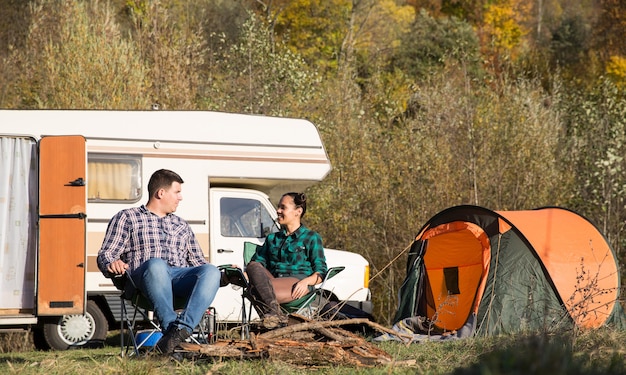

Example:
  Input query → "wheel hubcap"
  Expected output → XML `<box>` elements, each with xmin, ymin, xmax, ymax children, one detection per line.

<box><xmin>58</xmin><ymin>312</ymin><xmax>95</xmax><ymax>344</ymax></box>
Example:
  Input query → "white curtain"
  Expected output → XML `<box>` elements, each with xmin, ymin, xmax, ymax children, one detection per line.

<box><xmin>0</xmin><ymin>137</ymin><xmax>37</xmax><ymax>309</ymax></box>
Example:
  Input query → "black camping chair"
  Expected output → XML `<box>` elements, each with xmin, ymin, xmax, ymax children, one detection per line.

<box><xmin>218</xmin><ymin>241</ymin><xmax>258</xmax><ymax>340</ymax></box>
<box><xmin>112</xmin><ymin>270</ymin><xmax>215</xmax><ymax>357</ymax></box>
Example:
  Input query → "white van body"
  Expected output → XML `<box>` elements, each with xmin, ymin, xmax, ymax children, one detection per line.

<box><xmin>0</xmin><ymin>110</ymin><xmax>371</xmax><ymax>350</ymax></box>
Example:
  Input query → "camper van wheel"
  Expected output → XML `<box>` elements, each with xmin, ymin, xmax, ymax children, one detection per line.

<box><xmin>41</xmin><ymin>300</ymin><xmax>108</xmax><ymax>350</ymax></box>
<box><xmin>32</xmin><ymin>328</ymin><xmax>50</xmax><ymax>350</ymax></box>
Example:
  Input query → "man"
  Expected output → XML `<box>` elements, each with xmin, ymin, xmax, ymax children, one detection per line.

<box><xmin>97</xmin><ymin>169</ymin><xmax>221</xmax><ymax>355</ymax></box>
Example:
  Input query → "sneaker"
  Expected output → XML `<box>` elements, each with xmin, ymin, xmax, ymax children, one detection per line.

<box><xmin>261</xmin><ymin>314</ymin><xmax>288</xmax><ymax>329</ymax></box>
<box><xmin>155</xmin><ymin>325</ymin><xmax>191</xmax><ymax>355</ymax></box>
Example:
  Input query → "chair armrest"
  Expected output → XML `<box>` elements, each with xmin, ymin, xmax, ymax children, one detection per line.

<box><xmin>323</xmin><ymin>266</ymin><xmax>345</xmax><ymax>282</ymax></box>
<box><xmin>112</xmin><ymin>270</ymin><xmax>139</xmax><ymax>300</ymax></box>
<box><xmin>112</xmin><ymin>274</ymin><xmax>126</xmax><ymax>291</ymax></box>
<box><xmin>218</xmin><ymin>265</ymin><xmax>248</xmax><ymax>288</ymax></box>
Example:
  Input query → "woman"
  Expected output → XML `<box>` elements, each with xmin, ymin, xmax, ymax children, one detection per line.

<box><xmin>246</xmin><ymin>192</ymin><xmax>328</xmax><ymax>329</ymax></box>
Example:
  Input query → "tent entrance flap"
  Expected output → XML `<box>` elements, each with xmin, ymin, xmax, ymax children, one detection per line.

<box><xmin>422</xmin><ymin>221</ymin><xmax>491</xmax><ymax>331</ymax></box>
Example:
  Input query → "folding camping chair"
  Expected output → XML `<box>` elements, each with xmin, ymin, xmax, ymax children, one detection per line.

<box><xmin>219</xmin><ymin>242</ymin><xmax>344</xmax><ymax>338</ymax></box>
<box><xmin>112</xmin><ymin>270</ymin><xmax>214</xmax><ymax>357</ymax></box>
<box><xmin>218</xmin><ymin>241</ymin><xmax>258</xmax><ymax>339</ymax></box>
<box><xmin>279</xmin><ymin>265</ymin><xmax>345</xmax><ymax>316</ymax></box>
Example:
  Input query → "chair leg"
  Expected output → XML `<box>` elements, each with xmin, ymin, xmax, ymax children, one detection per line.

<box><xmin>241</xmin><ymin>294</ymin><xmax>249</xmax><ymax>340</ymax></box>
<box><xmin>120</xmin><ymin>297</ymin><xmax>161</xmax><ymax>357</ymax></box>
<box><xmin>119</xmin><ymin>296</ymin><xmax>142</xmax><ymax>357</ymax></box>
<box><xmin>192</xmin><ymin>307</ymin><xmax>216</xmax><ymax>344</ymax></box>
<box><xmin>121</xmin><ymin>295</ymin><xmax>218</xmax><ymax>356</ymax></box>
<box><xmin>119</xmin><ymin>296</ymin><xmax>125</xmax><ymax>357</ymax></box>
<box><xmin>128</xmin><ymin>302</ymin><xmax>143</xmax><ymax>357</ymax></box>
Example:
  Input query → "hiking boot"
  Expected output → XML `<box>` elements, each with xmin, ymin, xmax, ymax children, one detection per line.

<box><xmin>261</xmin><ymin>314</ymin><xmax>288</xmax><ymax>329</ymax></box>
<box><xmin>155</xmin><ymin>325</ymin><xmax>191</xmax><ymax>355</ymax></box>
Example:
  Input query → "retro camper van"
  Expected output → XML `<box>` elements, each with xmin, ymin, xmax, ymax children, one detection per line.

<box><xmin>0</xmin><ymin>110</ymin><xmax>372</xmax><ymax>350</ymax></box>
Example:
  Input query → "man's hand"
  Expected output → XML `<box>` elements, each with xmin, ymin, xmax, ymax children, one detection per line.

<box><xmin>107</xmin><ymin>259</ymin><xmax>129</xmax><ymax>275</ymax></box>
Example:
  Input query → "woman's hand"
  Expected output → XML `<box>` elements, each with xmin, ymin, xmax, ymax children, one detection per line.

<box><xmin>291</xmin><ymin>279</ymin><xmax>310</xmax><ymax>299</ymax></box>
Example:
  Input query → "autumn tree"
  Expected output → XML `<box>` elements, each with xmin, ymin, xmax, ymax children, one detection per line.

<box><xmin>273</xmin><ymin>0</ymin><xmax>352</xmax><ymax>70</ymax></box>
<box><xmin>390</xmin><ymin>9</ymin><xmax>481</xmax><ymax>79</ymax></box>
<box><xmin>1</xmin><ymin>0</ymin><xmax>149</xmax><ymax>109</ymax></box>
<box><xmin>561</xmin><ymin>78</ymin><xmax>626</xmax><ymax>270</ymax></box>
<box><xmin>122</xmin><ymin>0</ymin><xmax>207</xmax><ymax>109</ymax></box>
<box><xmin>201</xmin><ymin>13</ymin><xmax>321</xmax><ymax>117</ymax></box>
<box><xmin>594</xmin><ymin>0</ymin><xmax>626</xmax><ymax>62</ymax></box>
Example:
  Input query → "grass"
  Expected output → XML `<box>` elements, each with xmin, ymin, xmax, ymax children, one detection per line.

<box><xmin>0</xmin><ymin>329</ymin><xmax>625</xmax><ymax>374</ymax></box>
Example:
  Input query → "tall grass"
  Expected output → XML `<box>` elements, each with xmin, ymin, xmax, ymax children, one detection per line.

<box><xmin>0</xmin><ymin>329</ymin><xmax>624</xmax><ymax>374</ymax></box>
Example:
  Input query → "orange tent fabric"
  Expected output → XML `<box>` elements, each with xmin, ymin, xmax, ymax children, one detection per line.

<box><xmin>498</xmin><ymin>208</ymin><xmax>619</xmax><ymax>328</ymax></box>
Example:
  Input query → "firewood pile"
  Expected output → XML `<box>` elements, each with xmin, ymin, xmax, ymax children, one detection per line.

<box><xmin>180</xmin><ymin>316</ymin><xmax>411</xmax><ymax>367</ymax></box>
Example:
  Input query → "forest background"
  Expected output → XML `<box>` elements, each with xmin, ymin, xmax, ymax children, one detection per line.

<box><xmin>1</xmin><ymin>0</ymin><xmax>625</xmax><ymax>326</ymax></box>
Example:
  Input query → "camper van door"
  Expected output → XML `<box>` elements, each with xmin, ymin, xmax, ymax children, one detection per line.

<box><xmin>38</xmin><ymin>135</ymin><xmax>87</xmax><ymax>316</ymax></box>
<box><xmin>208</xmin><ymin>187</ymin><xmax>279</xmax><ymax>322</ymax></box>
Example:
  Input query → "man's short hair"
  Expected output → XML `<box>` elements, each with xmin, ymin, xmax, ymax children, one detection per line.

<box><xmin>147</xmin><ymin>169</ymin><xmax>184</xmax><ymax>198</ymax></box>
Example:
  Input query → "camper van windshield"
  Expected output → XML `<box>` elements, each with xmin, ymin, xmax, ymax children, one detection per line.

<box><xmin>87</xmin><ymin>154</ymin><xmax>142</xmax><ymax>202</ymax></box>
<box><xmin>220</xmin><ymin>197</ymin><xmax>278</xmax><ymax>238</ymax></box>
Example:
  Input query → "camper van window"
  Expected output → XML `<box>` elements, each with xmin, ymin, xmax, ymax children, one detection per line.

<box><xmin>220</xmin><ymin>197</ymin><xmax>278</xmax><ymax>238</ymax></box>
<box><xmin>87</xmin><ymin>154</ymin><xmax>141</xmax><ymax>202</ymax></box>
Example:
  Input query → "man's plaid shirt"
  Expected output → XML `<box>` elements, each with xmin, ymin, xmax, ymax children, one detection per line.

<box><xmin>97</xmin><ymin>205</ymin><xmax>206</xmax><ymax>277</ymax></box>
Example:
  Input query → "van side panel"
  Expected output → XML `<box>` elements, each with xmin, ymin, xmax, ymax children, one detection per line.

<box><xmin>0</xmin><ymin>136</ymin><xmax>37</xmax><ymax>313</ymax></box>
<box><xmin>37</xmin><ymin>136</ymin><xmax>86</xmax><ymax>315</ymax></box>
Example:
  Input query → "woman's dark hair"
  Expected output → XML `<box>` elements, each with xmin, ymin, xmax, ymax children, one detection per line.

<box><xmin>283</xmin><ymin>192</ymin><xmax>307</xmax><ymax>217</ymax></box>
<box><xmin>148</xmin><ymin>169</ymin><xmax>184</xmax><ymax>198</ymax></box>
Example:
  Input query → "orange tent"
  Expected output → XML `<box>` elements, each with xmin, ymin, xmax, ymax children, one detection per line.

<box><xmin>393</xmin><ymin>205</ymin><xmax>625</xmax><ymax>336</ymax></box>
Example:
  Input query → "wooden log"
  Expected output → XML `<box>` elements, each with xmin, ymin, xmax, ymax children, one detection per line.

<box><xmin>180</xmin><ymin>340</ymin><xmax>266</xmax><ymax>359</ymax></box>
<box><xmin>258</xmin><ymin>318</ymin><xmax>367</xmax><ymax>339</ymax></box>
<box><xmin>256</xmin><ymin>338</ymin><xmax>393</xmax><ymax>367</ymax></box>
<box><xmin>259</xmin><ymin>317</ymin><xmax>414</xmax><ymax>341</ymax></box>
<box><xmin>177</xmin><ymin>317</ymin><xmax>410</xmax><ymax>367</ymax></box>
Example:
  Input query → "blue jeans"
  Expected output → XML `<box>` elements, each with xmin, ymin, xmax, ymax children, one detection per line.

<box><xmin>131</xmin><ymin>258</ymin><xmax>221</xmax><ymax>334</ymax></box>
